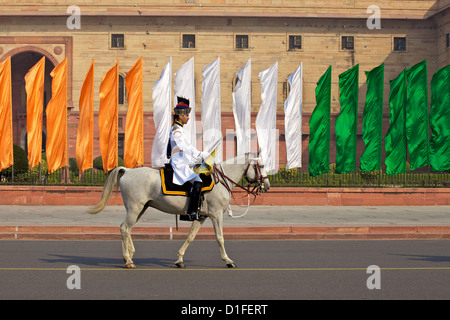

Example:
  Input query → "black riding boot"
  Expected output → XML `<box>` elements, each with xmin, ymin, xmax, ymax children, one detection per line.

<box><xmin>181</xmin><ymin>181</ymin><xmax>204</xmax><ymax>221</ymax></box>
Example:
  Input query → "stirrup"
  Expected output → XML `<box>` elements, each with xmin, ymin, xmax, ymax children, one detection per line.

<box><xmin>180</xmin><ymin>212</ymin><xmax>206</xmax><ymax>221</ymax></box>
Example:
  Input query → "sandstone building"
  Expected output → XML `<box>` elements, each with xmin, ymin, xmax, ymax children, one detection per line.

<box><xmin>0</xmin><ymin>0</ymin><xmax>448</xmax><ymax>170</ymax></box>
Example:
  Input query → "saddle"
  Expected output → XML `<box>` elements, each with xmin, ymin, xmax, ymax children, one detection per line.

<box><xmin>160</xmin><ymin>163</ymin><xmax>214</xmax><ymax>196</ymax></box>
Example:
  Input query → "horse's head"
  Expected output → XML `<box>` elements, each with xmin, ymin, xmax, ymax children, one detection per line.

<box><xmin>245</xmin><ymin>155</ymin><xmax>270</xmax><ymax>193</ymax></box>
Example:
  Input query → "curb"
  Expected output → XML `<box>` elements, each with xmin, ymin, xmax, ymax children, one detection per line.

<box><xmin>1</xmin><ymin>225</ymin><xmax>450</xmax><ymax>240</ymax></box>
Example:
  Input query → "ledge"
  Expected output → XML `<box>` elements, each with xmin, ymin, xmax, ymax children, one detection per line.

<box><xmin>0</xmin><ymin>185</ymin><xmax>448</xmax><ymax>206</ymax></box>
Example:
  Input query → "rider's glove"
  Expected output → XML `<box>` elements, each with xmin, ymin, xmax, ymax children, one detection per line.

<box><xmin>200</xmin><ymin>151</ymin><xmax>210</xmax><ymax>162</ymax></box>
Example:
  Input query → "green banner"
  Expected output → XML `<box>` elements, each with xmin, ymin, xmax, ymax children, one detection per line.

<box><xmin>360</xmin><ymin>63</ymin><xmax>384</xmax><ymax>172</ymax></box>
<box><xmin>430</xmin><ymin>65</ymin><xmax>450</xmax><ymax>172</ymax></box>
<box><xmin>406</xmin><ymin>60</ymin><xmax>429</xmax><ymax>170</ymax></box>
<box><xmin>385</xmin><ymin>68</ymin><xmax>407</xmax><ymax>175</ymax></box>
<box><xmin>309</xmin><ymin>66</ymin><xmax>331</xmax><ymax>177</ymax></box>
<box><xmin>335</xmin><ymin>64</ymin><xmax>359</xmax><ymax>174</ymax></box>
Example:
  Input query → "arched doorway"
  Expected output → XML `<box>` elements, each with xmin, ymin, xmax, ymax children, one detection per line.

<box><xmin>9</xmin><ymin>50</ymin><xmax>55</xmax><ymax>153</ymax></box>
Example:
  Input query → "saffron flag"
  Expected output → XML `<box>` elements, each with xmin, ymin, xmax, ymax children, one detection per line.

<box><xmin>124</xmin><ymin>57</ymin><xmax>144</xmax><ymax>168</ymax></box>
<box><xmin>430</xmin><ymin>65</ymin><xmax>450</xmax><ymax>172</ymax></box>
<box><xmin>46</xmin><ymin>57</ymin><xmax>68</xmax><ymax>173</ymax></box>
<box><xmin>284</xmin><ymin>63</ymin><xmax>302</xmax><ymax>170</ymax></box>
<box><xmin>385</xmin><ymin>68</ymin><xmax>407</xmax><ymax>175</ymax></box>
<box><xmin>152</xmin><ymin>57</ymin><xmax>172</xmax><ymax>168</ymax></box>
<box><xmin>335</xmin><ymin>64</ymin><xmax>359</xmax><ymax>174</ymax></box>
<box><xmin>201</xmin><ymin>57</ymin><xmax>223</xmax><ymax>163</ymax></box>
<box><xmin>174</xmin><ymin>57</ymin><xmax>196</xmax><ymax>147</ymax></box>
<box><xmin>99</xmin><ymin>59</ymin><xmax>119</xmax><ymax>173</ymax></box>
<box><xmin>0</xmin><ymin>57</ymin><xmax>13</xmax><ymax>171</ymax></box>
<box><xmin>309</xmin><ymin>66</ymin><xmax>331</xmax><ymax>177</ymax></box>
<box><xmin>232</xmin><ymin>59</ymin><xmax>252</xmax><ymax>156</ymax></box>
<box><xmin>406</xmin><ymin>60</ymin><xmax>429</xmax><ymax>170</ymax></box>
<box><xmin>360</xmin><ymin>63</ymin><xmax>384</xmax><ymax>172</ymax></box>
<box><xmin>76</xmin><ymin>60</ymin><xmax>94</xmax><ymax>173</ymax></box>
<box><xmin>25</xmin><ymin>56</ymin><xmax>45</xmax><ymax>170</ymax></box>
<box><xmin>256</xmin><ymin>62</ymin><xmax>278</xmax><ymax>174</ymax></box>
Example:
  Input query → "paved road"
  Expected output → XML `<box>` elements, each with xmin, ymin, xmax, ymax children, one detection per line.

<box><xmin>0</xmin><ymin>240</ymin><xmax>449</xmax><ymax>301</ymax></box>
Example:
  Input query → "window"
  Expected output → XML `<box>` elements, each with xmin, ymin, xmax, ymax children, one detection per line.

<box><xmin>235</xmin><ymin>35</ymin><xmax>249</xmax><ymax>49</ymax></box>
<box><xmin>393</xmin><ymin>37</ymin><xmax>406</xmax><ymax>51</ymax></box>
<box><xmin>232</xmin><ymin>76</ymin><xmax>239</xmax><ymax>91</ymax></box>
<box><xmin>283</xmin><ymin>81</ymin><xmax>290</xmax><ymax>101</ymax></box>
<box><xmin>288</xmin><ymin>35</ymin><xmax>302</xmax><ymax>50</ymax></box>
<box><xmin>341</xmin><ymin>36</ymin><xmax>354</xmax><ymax>50</ymax></box>
<box><xmin>446</xmin><ymin>33</ymin><xmax>449</xmax><ymax>49</ymax></box>
<box><xmin>111</xmin><ymin>34</ymin><xmax>125</xmax><ymax>48</ymax></box>
<box><xmin>118</xmin><ymin>133</ymin><xmax>124</xmax><ymax>160</ymax></box>
<box><xmin>118</xmin><ymin>75</ymin><xmax>125</xmax><ymax>105</ymax></box>
<box><xmin>182</xmin><ymin>34</ymin><xmax>196</xmax><ymax>48</ymax></box>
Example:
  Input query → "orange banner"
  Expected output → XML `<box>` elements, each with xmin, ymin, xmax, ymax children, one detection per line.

<box><xmin>124</xmin><ymin>57</ymin><xmax>144</xmax><ymax>168</ymax></box>
<box><xmin>76</xmin><ymin>60</ymin><xmax>94</xmax><ymax>173</ymax></box>
<box><xmin>0</xmin><ymin>57</ymin><xmax>13</xmax><ymax>171</ymax></box>
<box><xmin>25</xmin><ymin>56</ymin><xmax>45</xmax><ymax>170</ymax></box>
<box><xmin>46</xmin><ymin>58</ymin><xmax>68</xmax><ymax>174</ymax></box>
<box><xmin>99</xmin><ymin>59</ymin><xmax>119</xmax><ymax>173</ymax></box>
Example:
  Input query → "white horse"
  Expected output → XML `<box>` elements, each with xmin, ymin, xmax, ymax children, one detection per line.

<box><xmin>88</xmin><ymin>153</ymin><xmax>270</xmax><ymax>269</ymax></box>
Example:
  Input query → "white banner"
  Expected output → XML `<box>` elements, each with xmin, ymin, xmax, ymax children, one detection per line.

<box><xmin>256</xmin><ymin>62</ymin><xmax>278</xmax><ymax>174</ymax></box>
<box><xmin>174</xmin><ymin>57</ymin><xmax>196</xmax><ymax>148</ymax></box>
<box><xmin>151</xmin><ymin>57</ymin><xmax>172</xmax><ymax>168</ymax></box>
<box><xmin>284</xmin><ymin>63</ymin><xmax>303</xmax><ymax>169</ymax></box>
<box><xmin>232</xmin><ymin>59</ymin><xmax>252</xmax><ymax>156</ymax></box>
<box><xmin>201</xmin><ymin>57</ymin><xmax>223</xmax><ymax>163</ymax></box>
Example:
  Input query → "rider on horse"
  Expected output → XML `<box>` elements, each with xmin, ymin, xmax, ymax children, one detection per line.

<box><xmin>167</xmin><ymin>97</ymin><xmax>210</xmax><ymax>221</ymax></box>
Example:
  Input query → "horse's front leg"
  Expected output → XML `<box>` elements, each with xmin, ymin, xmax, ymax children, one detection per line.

<box><xmin>175</xmin><ymin>218</ymin><xmax>206</xmax><ymax>268</ymax></box>
<box><xmin>210</xmin><ymin>212</ymin><xmax>236</xmax><ymax>268</ymax></box>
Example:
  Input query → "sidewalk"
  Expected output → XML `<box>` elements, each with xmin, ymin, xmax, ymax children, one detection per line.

<box><xmin>0</xmin><ymin>205</ymin><xmax>449</xmax><ymax>240</ymax></box>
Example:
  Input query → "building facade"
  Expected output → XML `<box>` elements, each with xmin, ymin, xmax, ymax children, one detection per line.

<box><xmin>0</xmin><ymin>0</ymin><xmax>449</xmax><ymax>170</ymax></box>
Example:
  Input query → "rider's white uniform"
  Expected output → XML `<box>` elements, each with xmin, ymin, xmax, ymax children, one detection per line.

<box><xmin>169</xmin><ymin>122</ymin><xmax>205</xmax><ymax>185</ymax></box>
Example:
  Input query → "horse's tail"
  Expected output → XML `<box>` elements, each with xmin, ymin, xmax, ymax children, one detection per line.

<box><xmin>88</xmin><ymin>167</ymin><xmax>127</xmax><ymax>214</ymax></box>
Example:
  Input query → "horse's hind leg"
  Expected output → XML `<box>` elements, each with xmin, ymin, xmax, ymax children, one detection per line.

<box><xmin>120</xmin><ymin>204</ymin><xmax>142</xmax><ymax>269</ymax></box>
<box><xmin>127</xmin><ymin>206</ymin><xmax>147</xmax><ymax>261</ymax></box>
<box><xmin>175</xmin><ymin>218</ymin><xmax>206</xmax><ymax>268</ymax></box>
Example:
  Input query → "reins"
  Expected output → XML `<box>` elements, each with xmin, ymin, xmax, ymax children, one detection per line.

<box><xmin>212</xmin><ymin>162</ymin><xmax>266</xmax><ymax>218</ymax></box>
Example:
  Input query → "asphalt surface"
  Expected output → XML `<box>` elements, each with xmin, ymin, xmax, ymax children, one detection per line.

<box><xmin>0</xmin><ymin>240</ymin><xmax>449</xmax><ymax>300</ymax></box>
<box><xmin>1</xmin><ymin>204</ymin><xmax>449</xmax><ymax>302</ymax></box>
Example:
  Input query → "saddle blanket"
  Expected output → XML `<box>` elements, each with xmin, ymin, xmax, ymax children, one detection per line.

<box><xmin>160</xmin><ymin>164</ymin><xmax>214</xmax><ymax>196</ymax></box>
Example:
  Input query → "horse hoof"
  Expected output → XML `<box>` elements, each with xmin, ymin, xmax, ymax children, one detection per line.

<box><xmin>175</xmin><ymin>262</ymin><xmax>186</xmax><ymax>268</ymax></box>
<box><xmin>125</xmin><ymin>262</ymin><xmax>136</xmax><ymax>269</ymax></box>
<box><xmin>226</xmin><ymin>263</ymin><xmax>237</xmax><ymax>268</ymax></box>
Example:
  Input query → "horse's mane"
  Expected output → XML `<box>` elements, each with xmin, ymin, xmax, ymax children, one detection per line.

<box><xmin>222</xmin><ymin>152</ymin><xmax>250</xmax><ymax>165</ymax></box>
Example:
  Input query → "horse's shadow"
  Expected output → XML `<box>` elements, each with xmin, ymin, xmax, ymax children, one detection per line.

<box><xmin>40</xmin><ymin>254</ymin><xmax>181</xmax><ymax>269</ymax></box>
<box><xmin>391</xmin><ymin>253</ymin><xmax>450</xmax><ymax>263</ymax></box>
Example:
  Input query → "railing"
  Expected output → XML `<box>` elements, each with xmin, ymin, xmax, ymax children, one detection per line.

<box><xmin>268</xmin><ymin>166</ymin><xmax>450</xmax><ymax>188</ymax></box>
<box><xmin>1</xmin><ymin>165</ymin><xmax>449</xmax><ymax>188</ymax></box>
<box><xmin>0</xmin><ymin>166</ymin><xmax>107</xmax><ymax>186</ymax></box>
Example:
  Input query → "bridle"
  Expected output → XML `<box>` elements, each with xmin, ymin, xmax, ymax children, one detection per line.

<box><xmin>211</xmin><ymin>161</ymin><xmax>267</xmax><ymax>218</ymax></box>
<box><xmin>211</xmin><ymin>160</ymin><xmax>268</xmax><ymax>219</ymax></box>
<box><xmin>212</xmin><ymin>160</ymin><xmax>268</xmax><ymax>198</ymax></box>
